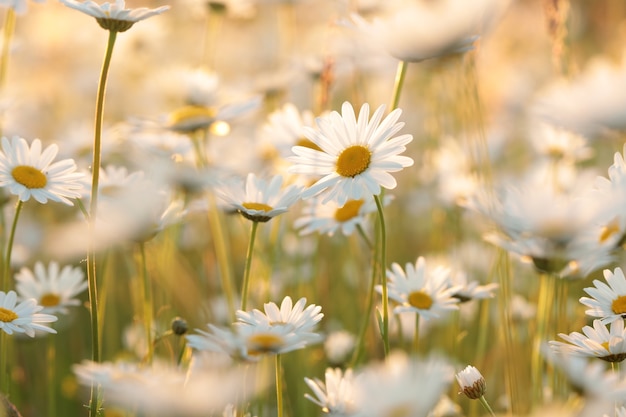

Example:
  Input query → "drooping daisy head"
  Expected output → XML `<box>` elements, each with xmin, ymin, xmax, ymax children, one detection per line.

<box><xmin>549</xmin><ymin>319</ymin><xmax>626</xmax><ymax>363</ymax></box>
<box><xmin>59</xmin><ymin>0</ymin><xmax>170</xmax><ymax>32</ymax></box>
<box><xmin>580</xmin><ymin>267</ymin><xmax>626</xmax><ymax>324</ymax></box>
<box><xmin>0</xmin><ymin>290</ymin><xmax>57</xmax><ymax>337</ymax></box>
<box><xmin>455</xmin><ymin>365</ymin><xmax>486</xmax><ymax>400</ymax></box>
<box><xmin>0</xmin><ymin>136</ymin><xmax>84</xmax><ymax>205</ymax></box>
<box><xmin>378</xmin><ymin>256</ymin><xmax>461</xmax><ymax>320</ymax></box>
<box><xmin>288</xmin><ymin>101</ymin><xmax>413</xmax><ymax>206</ymax></box>
<box><xmin>216</xmin><ymin>173</ymin><xmax>303</xmax><ymax>222</ymax></box>
<box><xmin>15</xmin><ymin>261</ymin><xmax>87</xmax><ymax>315</ymax></box>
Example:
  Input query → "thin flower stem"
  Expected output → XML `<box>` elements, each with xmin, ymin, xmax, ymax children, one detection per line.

<box><xmin>47</xmin><ymin>335</ymin><xmax>56</xmax><ymax>417</ymax></box>
<box><xmin>275</xmin><ymin>354</ymin><xmax>284</xmax><ymax>417</ymax></box>
<box><xmin>2</xmin><ymin>199</ymin><xmax>22</xmax><ymax>290</ymax></box>
<box><xmin>0</xmin><ymin>333</ymin><xmax>7</xmax><ymax>397</ymax></box>
<box><xmin>138</xmin><ymin>242</ymin><xmax>154</xmax><ymax>364</ymax></box>
<box><xmin>374</xmin><ymin>194</ymin><xmax>389</xmax><ymax>355</ymax></box>
<box><xmin>389</xmin><ymin>60</ymin><xmax>408</xmax><ymax>111</ymax></box>
<box><xmin>479</xmin><ymin>395</ymin><xmax>497</xmax><ymax>417</ymax></box>
<box><xmin>240</xmin><ymin>221</ymin><xmax>259</xmax><ymax>311</ymax></box>
<box><xmin>207</xmin><ymin>194</ymin><xmax>236</xmax><ymax>322</ymax></box>
<box><xmin>88</xmin><ymin>28</ymin><xmax>118</xmax><ymax>417</ymax></box>
<box><xmin>349</xmin><ymin>224</ymin><xmax>378</xmax><ymax>367</ymax></box>
<box><xmin>412</xmin><ymin>314</ymin><xmax>420</xmax><ymax>354</ymax></box>
<box><xmin>532</xmin><ymin>272</ymin><xmax>556</xmax><ymax>406</ymax></box>
<box><xmin>355</xmin><ymin>224</ymin><xmax>373</xmax><ymax>251</ymax></box>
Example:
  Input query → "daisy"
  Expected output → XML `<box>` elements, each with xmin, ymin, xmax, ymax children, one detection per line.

<box><xmin>580</xmin><ymin>267</ymin><xmax>626</xmax><ymax>324</ymax></box>
<box><xmin>304</xmin><ymin>368</ymin><xmax>358</xmax><ymax>416</ymax></box>
<box><xmin>73</xmin><ymin>360</ymin><xmax>259</xmax><ymax>416</ymax></box>
<box><xmin>449</xmin><ymin>270</ymin><xmax>499</xmax><ymax>303</ymax></box>
<box><xmin>260</xmin><ymin>103</ymin><xmax>318</xmax><ymax>159</ymax></box>
<box><xmin>549</xmin><ymin>319</ymin><xmax>626</xmax><ymax>363</ymax></box>
<box><xmin>0</xmin><ymin>0</ymin><xmax>44</xmax><ymax>14</ymax></box>
<box><xmin>216</xmin><ymin>173</ymin><xmax>303</xmax><ymax>222</ymax></box>
<box><xmin>0</xmin><ymin>136</ymin><xmax>84</xmax><ymax>205</ymax></box>
<box><xmin>294</xmin><ymin>195</ymin><xmax>391</xmax><ymax>237</ymax></box>
<box><xmin>0</xmin><ymin>290</ymin><xmax>57</xmax><ymax>337</ymax></box>
<box><xmin>352</xmin><ymin>351</ymin><xmax>453</xmax><ymax>417</ymax></box>
<box><xmin>59</xmin><ymin>0</ymin><xmax>170</xmax><ymax>32</ymax></box>
<box><xmin>455</xmin><ymin>365</ymin><xmax>486</xmax><ymax>400</ymax></box>
<box><xmin>15</xmin><ymin>261</ymin><xmax>87</xmax><ymax>315</ymax></box>
<box><xmin>592</xmin><ymin>143</ymin><xmax>626</xmax><ymax>249</ymax></box>
<box><xmin>324</xmin><ymin>330</ymin><xmax>356</xmax><ymax>366</ymax></box>
<box><xmin>378</xmin><ymin>257</ymin><xmax>462</xmax><ymax>320</ymax></box>
<box><xmin>288</xmin><ymin>101</ymin><xmax>413</xmax><ymax>206</ymax></box>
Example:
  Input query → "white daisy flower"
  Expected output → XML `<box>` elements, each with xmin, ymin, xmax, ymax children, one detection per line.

<box><xmin>580</xmin><ymin>267</ymin><xmax>626</xmax><ymax>324</ymax></box>
<box><xmin>260</xmin><ymin>103</ymin><xmax>318</xmax><ymax>159</ymax></box>
<box><xmin>15</xmin><ymin>261</ymin><xmax>87</xmax><ymax>315</ymax></box>
<box><xmin>288</xmin><ymin>101</ymin><xmax>413</xmax><ymax>206</ymax></box>
<box><xmin>304</xmin><ymin>368</ymin><xmax>358</xmax><ymax>416</ymax></box>
<box><xmin>216</xmin><ymin>173</ymin><xmax>303</xmax><ymax>222</ymax></box>
<box><xmin>0</xmin><ymin>0</ymin><xmax>44</xmax><ymax>14</ymax></box>
<box><xmin>0</xmin><ymin>290</ymin><xmax>57</xmax><ymax>337</ymax></box>
<box><xmin>549</xmin><ymin>319</ymin><xmax>626</xmax><ymax>363</ymax></box>
<box><xmin>352</xmin><ymin>351</ymin><xmax>453</xmax><ymax>417</ymax></box>
<box><xmin>378</xmin><ymin>257</ymin><xmax>462</xmax><ymax>320</ymax></box>
<box><xmin>236</xmin><ymin>296</ymin><xmax>323</xmax><ymax>343</ymax></box>
<box><xmin>295</xmin><ymin>195</ymin><xmax>392</xmax><ymax>237</ymax></box>
<box><xmin>0</xmin><ymin>136</ymin><xmax>84</xmax><ymax>205</ymax></box>
<box><xmin>59</xmin><ymin>0</ymin><xmax>170</xmax><ymax>32</ymax></box>
<box><xmin>324</xmin><ymin>330</ymin><xmax>356</xmax><ymax>366</ymax></box>
<box><xmin>449</xmin><ymin>270</ymin><xmax>499</xmax><ymax>303</ymax></box>
<box><xmin>73</xmin><ymin>360</ymin><xmax>260</xmax><ymax>416</ymax></box>
<box><xmin>455</xmin><ymin>365</ymin><xmax>486</xmax><ymax>400</ymax></box>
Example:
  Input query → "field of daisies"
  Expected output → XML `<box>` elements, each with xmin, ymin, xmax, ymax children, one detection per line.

<box><xmin>2</xmin><ymin>0</ymin><xmax>626</xmax><ymax>416</ymax></box>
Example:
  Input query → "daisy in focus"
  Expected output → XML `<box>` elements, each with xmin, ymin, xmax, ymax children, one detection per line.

<box><xmin>378</xmin><ymin>256</ymin><xmax>462</xmax><ymax>320</ymax></box>
<box><xmin>0</xmin><ymin>290</ymin><xmax>57</xmax><ymax>336</ymax></box>
<box><xmin>456</xmin><ymin>365</ymin><xmax>486</xmax><ymax>400</ymax></box>
<box><xmin>15</xmin><ymin>261</ymin><xmax>87</xmax><ymax>315</ymax></box>
<box><xmin>549</xmin><ymin>319</ymin><xmax>626</xmax><ymax>363</ymax></box>
<box><xmin>304</xmin><ymin>368</ymin><xmax>357</xmax><ymax>416</ymax></box>
<box><xmin>0</xmin><ymin>136</ymin><xmax>84</xmax><ymax>205</ymax></box>
<box><xmin>580</xmin><ymin>267</ymin><xmax>626</xmax><ymax>324</ymax></box>
<box><xmin>288</xmin><ymin>101</ymin><xmax>413</xmax><ymax>205</ymax></box>
<box><xmin>294</xmin><ymin>195</ymin><xmax>391</xmax><ymax>237</ymax></box>
<box><xmin>216</xmin><ymin>173</ymin><xmax>303</xmax><ymax>222</ymax></box>
<box><xmin>59</xmin><ymin>0</ymin><xmax>170</xmax><ymax>32</ymax></box>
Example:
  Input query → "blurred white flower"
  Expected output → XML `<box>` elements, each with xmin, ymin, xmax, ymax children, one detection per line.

<box><xmin>0</xmin><ymin>0</ymin><xmax>44</xmax><ymax>14</ymax></box>
<box><xmin>59</xmin><ymin>0</ymin><xmax>170</xmax><ymax>32</ymax></box>
<box><xmin>324</xmin><ymin>330</ymin><xmax>356</xmax><ymax>365</ymax></box>
<box><xmin>304</xmin><ymin>368</ymin><xmax>357</xmax><ymax>416</ymax></box>
<box><xmin>15</xmin><ymin>261</ymin><xmax>87</xmax><ymax>315</ymax></box>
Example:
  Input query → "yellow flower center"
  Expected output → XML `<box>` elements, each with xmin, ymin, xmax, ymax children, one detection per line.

<box><xmin>242</xmin><ymin>202</ymin><xmax>273</xmax><ymax>212</ymax></box>
<box><xmin>40</xmin><ymin>293</ymin><xmax>61</xmax><ymax>307</ymax></box>
<box><xmin>12</xmin><ymin>165</ymin><xmax>47</xmax><ymax>189</ymax></box>
<box><xmin>295</xmin><ymin>138</ymin><xmax>322</xmax><ymax>152</ymax></box>
<box><xmin>0</xmin><ymin>307</ymin><xmax>17</xmax><ymax>322</ymax></box>
<box><xmin>385</xmin><ymin>404</ymin><xmax>412</xmax><ymax>417</ymax></box>
<box><xmin>167</xmin><ymin>105</ymin><xmax>217</xmax><ymax>131</ymax></box>
<box><xmin>336</xmin><ymin>145</ymin><xmax>371</xmax><ymax>178</ymax></box>
<box><xmin>601</xmin><ymin>341</ymin><xmax>610</xmax><ymax>352</ymax></box>
<box><xmin>600</xmin><ymin>218</ymin><xmax>621</xmax><ymax>244</ymax></box>
<box><xmin>247</xmin><ymin>333</ymin><xmax>285</xmax><ymax>355</ymax></box>
<box><xmin>407</xmin><ymin>291</ymin><xmax>433</xmax><ymax>310</ymax></box>
<box><xmin>612</xmin><ymin>295</ymin><xmax>626</xmax><ymax>315</ymax></box>
<box><xmin>334</xmin><ymin>199</ymin><xmax>364</xmax><ymax>222</ymax></box>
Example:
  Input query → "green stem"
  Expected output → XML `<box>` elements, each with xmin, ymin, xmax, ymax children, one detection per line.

<box><xmin>2</xmin><ymin>199</ymin><xmax>22</xmax><ymax>290</ymax></box>
<box><xmin>374</xmin><ymin>194</ymin><xmax>389</xmax><ymax>355</ymax></box>
<box><xmin>0</xmin><ymin>198</ymin><xmax>20</xmax><ymax>396</ymax></box>
<box><xmin>412</xmin><ymin>314</ymin><xmax>420</xmax><ymax>354</ymax></box>
<box><xmin>47</xmin><ymin>335</ymin><xmax>56</xmax><ymax>417</ymax></box>
<box><xmin>532</xmin><ymin>272</ymin><xmax>556</xmax><ymax>406</ymax></box>
<box><xmin>207</xmin><ymin>194</ymin><xmax>236</xmax><ymax>322</ymax></box>
<box><xmin>88</xmin><ymin>28</ymin><xmax>118</xmax><ymax>417</ymax></box>
<box><xmin>240</xmin><ymin>221</ymin><xmax>259</xmax><ymax>311</ymax></box>
<box><xmin>349</xmin><ymin>225</ymin><xmax>378</xmax><ymax>367</ymax></box>
<box><xmin>479</xmin><ymin>395</ymin><xmax>497</xmax><ymax>417</ymax></box>
<box><xmin>389</xmin><ymin>60</ymin><xmax>408</xmax><ymax>111</ymax></box>
<box><xmin>275</xmin><ymin>354</ymin><xmax>284</xmax><ymax>417</ymax></box>
<box><xmin>138</xmin><ymin>242</ymin><xmax>153</xmax><ymax>364</ymax></box>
